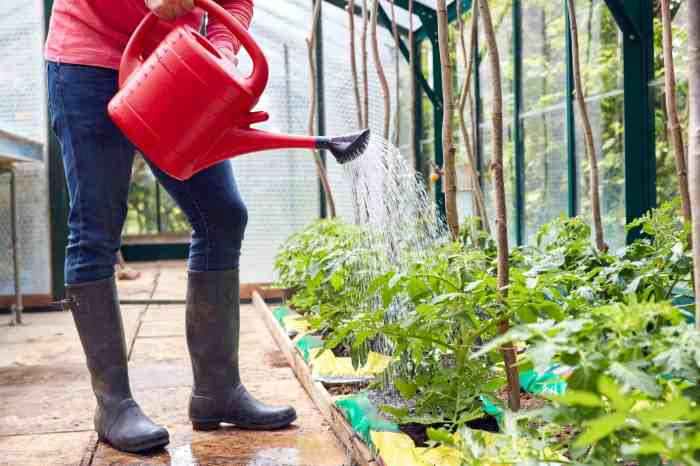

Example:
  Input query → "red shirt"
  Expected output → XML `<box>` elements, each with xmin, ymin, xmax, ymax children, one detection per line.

<box><xmin>45</xmin><ymin>0</ymin><xmax>253</xmax><ymax>70</ymax></box>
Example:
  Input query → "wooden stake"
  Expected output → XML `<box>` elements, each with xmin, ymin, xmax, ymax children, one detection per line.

<box><xmin>361</xmin><ymin>0</ymin><xmax>370</xmax><ymax>128</ymax></box>
<box><xmin>457</xmin><ymin>1</ymin><xmax>490</xmax><ymax>234</ymax></box>
<box><xmin>348</xmin><ymin>0</ymin><xmax>364</xmax><ymax>129</ymax></box>
<box><xmin>478</xmin><ymin>0</ymin><xmax>519</xmax><ymax>412</ymax></box>
<box><xmin>307</xmin><ymin>0</ymin><xmax>336</xmax><ymax>218</ymax></box>
<box><xmin>436</xmin><ymin>0</ymin><xmax>459</xmax><ymax>239</ymax></box>
<box><xmin>371</xmin><ymin>0</ymin><xmax>391</xmax><ymax>139</ymax></box>
<box><xmin>408</xmin><ymin>0</ymin><xmax>416</xmax><ymax>171</ymax></box>
<box><xmin>661</xmin><ymin>0</ymin><xmax>691</xmax><ymax>223</ymax></box>
<box><xmin>567</xmin><ymin>0</ymin><xmax>606</xmax><ymax>252</ymax></box>
<box><xmin>390</xmin><ymin>0</ymin><xmax>401</xmax><ymax>146</ymax></box>
<box><xmin>688</xmin><ymin>0</ymin><xmax>700</xmax><ymax>328</ymax></box>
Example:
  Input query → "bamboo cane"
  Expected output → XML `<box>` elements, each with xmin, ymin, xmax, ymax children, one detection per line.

<box><xmin>478</xmin><ymin>0</ymin><xmax>519</xmax><ymax>412</ymax></box>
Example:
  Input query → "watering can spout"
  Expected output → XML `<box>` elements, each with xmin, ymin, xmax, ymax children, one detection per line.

<box><xmin>197</xmin><ymin>127</ymin><xmax>371</xmax><ymax>175</ymax></box>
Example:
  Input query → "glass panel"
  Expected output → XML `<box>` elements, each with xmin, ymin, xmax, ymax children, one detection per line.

<box><xmin>573</xmin><ymin>0</ymin><xmax>625</xmax><ymax>249</ymax></box>
<box><xmin>124</xmin><ymin>155</ymin><xmax>158</xmax><ymax>236</ymax></box>
<box><xmin>520</xmin><ymin>0</ymin><xmax>568</xmax><ymax>244</ymax></box>
<box><xmin>159</xmin><ymin>187</ymin><xmax>190</xmax><ymax>235</ymax></box>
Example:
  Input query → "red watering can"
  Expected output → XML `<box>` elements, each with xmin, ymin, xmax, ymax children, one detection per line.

<box><xmin>108</xmin><ymin>0</ymin><xmax>369</xmax><ymax>181</ymax></box>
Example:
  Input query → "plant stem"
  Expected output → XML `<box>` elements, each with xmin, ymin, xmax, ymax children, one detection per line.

<box><xmin>415</xmin><ymin>273</ymin><xmax>462</xmax><ymax>292</ymax></box>
<box><xmin>380</xmin><ymin>328</ymin><xmax>456</xmax><ymax>351</ymax></box>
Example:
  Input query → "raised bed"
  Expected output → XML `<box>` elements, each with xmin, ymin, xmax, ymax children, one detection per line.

<box><xmin>252</xmin><ymin>291</ymin><xmax>378</xmax><ymax>466</ymax></box>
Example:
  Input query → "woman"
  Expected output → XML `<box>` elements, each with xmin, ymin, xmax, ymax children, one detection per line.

<box><xmin>46</xmin><ymin>0</ymin><xmax>296</xmax><ymax>453</ymax></box>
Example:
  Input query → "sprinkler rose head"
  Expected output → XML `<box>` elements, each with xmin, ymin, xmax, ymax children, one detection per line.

<box><xmin>316</xmin><ymin>128</ymin><xmax>370</xmax><ymax>164</ymax></box>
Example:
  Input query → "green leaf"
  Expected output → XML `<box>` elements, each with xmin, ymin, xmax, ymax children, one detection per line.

<box><xmin>515</xmin><ymin>304</ymin><xmax>538</xmax><ymax>323</ymax></box>
<box><xmin>609</xmin><ymin>362</ymin><xmax>661</xmax><ymax>398</ymax></box>
<box><xmin>394</xmin><ymin>378</ymin><xmax>417</xmax><ymax>400</ymax></box>
<box><xmin>553</xmin><ymin>389</ymin><xmax>604</xmax><ymax>407</ymax></box>
<box><xmin>529</xmin><ymin>342</ymin><xmax>558</xmax><ymax>374</ymax></box>
<box><xmin>329</xmin><ymin>272</ymin><xmax>344</xmax><ymax>291</ymax></box>
<box><xmin>539</xmin><ymin>301</ymin><xmax>566</xmax><ymax>321</ymax></box>
<box><xmin>427</xmin><ymin>428</ymin><xmax>456</xmax><ymax>446</ymax></box>
<box><xmin>598</xmin><ymin>375</ymin><xmax>634</xmax><ymax>413</ymax></box>
<box><xmin>407</xmin><ymin>278</ymin><xmax>429</xmax><ymax>299</ymax></box>
<box><xmin>573</xmin><ymin>412</ymin><xmax>627</xmax><ymax>448</ymax></box>
<box><xmin>636</xmin><ymin>396</ymin><xmax>696</xmax><ymax>425</ymax></box>
<box><xmin>380</xmin><ymin>405</ymin><xmax>409</xmax><ymax>419</ymax></box>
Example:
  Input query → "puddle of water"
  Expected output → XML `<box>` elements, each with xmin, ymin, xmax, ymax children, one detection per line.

<box><xmin>161</xmin><ymin>431</ymin><xmax>349</xmax><ymax>466</ymax></box>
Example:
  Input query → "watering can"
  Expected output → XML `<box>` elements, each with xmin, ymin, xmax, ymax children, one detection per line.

<box><xmin>108</xmin><ymin>0</ymin><xmax>369</xmax><ymax>181</ymax></box>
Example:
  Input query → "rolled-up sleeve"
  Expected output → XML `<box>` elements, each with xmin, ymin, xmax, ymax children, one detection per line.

<box><xmin>207</xmin><ymin>0</ymin><xmax>254</xmax><ymax>53</ymax></box>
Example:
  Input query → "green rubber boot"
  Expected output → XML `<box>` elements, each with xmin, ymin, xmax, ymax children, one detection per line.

<box><xmin>186</xmin><ymin>269</ymin><xmax>297</xmax><ymax>431</ymax></box>
<box><xmin>66</xmin><ymin>277</ymin><xmax>169</xmax><ymax>452</ymax></box>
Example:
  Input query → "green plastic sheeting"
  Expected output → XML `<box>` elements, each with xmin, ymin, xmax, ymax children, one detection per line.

<box><xmin>519</xmin><ymin>368</ymin><xmax>567</xmax><ymax>396</ymax></box>
<box><xmin>273</xmin><ymin>306</ymin><xmax>295</xmax><ymax>327</ymax></box>
<box><xmin>335</xmin><ymin>393</ymin><xmax>400</xmax><ymax>445</ymax></box>
<box><xmin>295</xmin><ymin>333</ymin><xmax>324</xmax><ymax>362</ymax></box>
<box><xmin>671</xmin><ymin>294</ymin><xmax>695</xmax><ymax>324</ymax></box>
<box><xmin>479</xmin><ymin>394</ymin><xmax>504</xmax><ymax>426</ymax></box>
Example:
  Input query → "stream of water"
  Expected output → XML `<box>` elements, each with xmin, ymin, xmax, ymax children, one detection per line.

<box><xmin>342</xmin><ymin>134</ymin><xmax>447</xmax><ymax>393</ymax></box>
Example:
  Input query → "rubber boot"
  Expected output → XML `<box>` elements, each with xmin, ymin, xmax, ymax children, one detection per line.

<box><xmin>186</xmin><ymin>269</ymin><xmax>297</xmax><ymax>431</ymax></box>
<box><xmin>65</xmin><ymin>277</ymin><xmax>169</xmax><ymax>452</ymax></box>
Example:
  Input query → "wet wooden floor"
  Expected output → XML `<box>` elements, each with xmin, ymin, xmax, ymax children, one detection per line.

<box><xmin>0</xmin><ymin>261</ymin><xmax>350</xmax><ymax>466</ymax></box>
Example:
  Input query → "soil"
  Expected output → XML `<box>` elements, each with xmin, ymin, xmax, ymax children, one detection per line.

<box><xmin>495</xmin><ymin>387</ymin><xmax>547</xmax><ymax>411</ymax></box>
<box><xmin>331</xmin><ymin>345</ymin><xmax>351</xmax><ymax>358</ymax></box>
<box><xmin>325</xmin><ymin>382</ymin><xmax>369</xmax><ymax>396</ymax></box>
<box><xmin>399</xmin><ymin>422</ymin><xmax>436</xmax><ymax>446</ymax></box>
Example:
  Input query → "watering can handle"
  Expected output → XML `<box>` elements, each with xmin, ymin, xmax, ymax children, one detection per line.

<box><xmin>119</xmin><ymin>0</ymin><xmax>269</xmax><ymax>97</ymax></box>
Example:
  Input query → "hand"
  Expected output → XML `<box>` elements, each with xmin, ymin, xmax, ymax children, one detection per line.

<box><xmin>145</xmin><ymin>0</ymin><xmax>195</xmax><ymax>20</ymax></box>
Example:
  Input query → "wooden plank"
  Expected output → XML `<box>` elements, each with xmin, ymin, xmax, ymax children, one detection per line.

<box><xmin>252</xmin><ymin>292</ymin><xmax>378</xmax><ymax>466</ymax></box>
<box><xmin>0</xmin><ymin>128</ymin><xmax>43</xmax><ymax>164</ymax></box>
<box><xmin>240</xmin><ymin>283</ymin><xmax>284</xmax><ymax>300</ymax></box>
<box><xmin>0</xmin><ymin>294</ymin><xmax>52</xmax><ymax>309</ymax></box>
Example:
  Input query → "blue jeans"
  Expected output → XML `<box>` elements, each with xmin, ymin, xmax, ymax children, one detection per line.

<box><xmin>47</xmin><ymin>62</ymin><xmax>248</xmax><ymax>285</ymax></box>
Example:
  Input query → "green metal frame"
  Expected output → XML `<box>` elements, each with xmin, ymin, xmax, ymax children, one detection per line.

<box><xmin>44</xmin><ymin>0</ymin><xmax>69</xmax><ymax>299</ymax></box>
<box><xmin>315</xmin><ymin>0</ymin><xmax>328</xmax><ymax>219</ymax></box>
<box><xmin>564</xmin><ymin>0</ymin><xmax>578</xmax><ymax>218</ymax></box>
<box><xmin>617</xmin><ymin>0</ymin><xmax>656</xmax><ymax>241</ymax></box>
<box><xmin>512</xmin><ymin>0</ymin><xmax>524</xmax><ymax>244</ymax></box>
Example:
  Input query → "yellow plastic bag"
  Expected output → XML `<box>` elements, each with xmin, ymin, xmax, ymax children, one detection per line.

<box><xmin>311</xmin><ymin>351</ymin><xmax>392</xmax><ymax>378</ymax></box>
<box><xmin>281</xmin><ymin>315</ymin><xmax>311</xmax><ymax>334</ymax></box>
<box><xmin>370</xmin><ymin>431</ymin><xmax>461</xmax><ymax>466</ymax></box>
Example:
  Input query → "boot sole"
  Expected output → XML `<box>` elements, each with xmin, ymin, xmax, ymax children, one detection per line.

<box><xmin>98</xmin><ymin>433</ymin><xmax>170</xmax><ymax>453</ymax></box>
<box><xmin>191</xmin><ymin>413</ymin><xmax>297</xmax><ymax>431</ymax></box>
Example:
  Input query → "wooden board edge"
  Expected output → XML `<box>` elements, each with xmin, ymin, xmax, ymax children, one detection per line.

<box><xmin>0</xmin><ymin>294</ymin><xmax>52</xmax><ymax>309</ymax></box>
<box><xmin>252</xmin><ymin>291</ymin><xmax>378</xmax><ymax>466</ymax></box>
